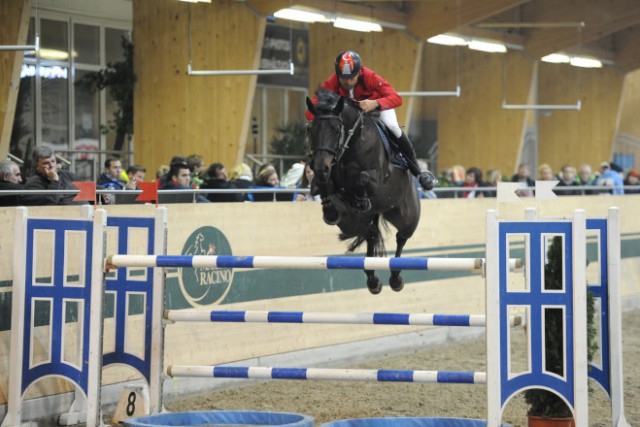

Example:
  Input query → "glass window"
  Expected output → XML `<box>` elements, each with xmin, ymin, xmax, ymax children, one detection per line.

<box><xmin>40</xmin><ymin>19</ymin><xmax>69</xmax><ymax>61</ymax></box>
<box><xmin>41</xmin><ymin>70</ymin><xmax>69</xmax><ymax>147</ymax></box>
<box><xmin>105</xmin><ymin>28</ymin><xmax>129</xmax><ymax>64</ymax></box>
<box><xmin>74</xmin><ymin>69</ymin><xmax>100</xmax><ymax>140</ymax></box>
<box><xmin>266</xmin><ymin>87</ymin><xmax>285</xmax><ymax>154</ymax></box>
<box><xmin>10</xmin><ymin>74</ymin><xmax>36</xmax><ymax>169</ymax></box>
<box><xmin>74</xmin><ymin>23</ymin><xmax>100</xmax><ymax>65</ymax></box>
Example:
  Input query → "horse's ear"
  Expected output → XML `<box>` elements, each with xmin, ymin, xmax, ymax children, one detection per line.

<box><xmin>306</xmin><ymin>97</ymin><xmax>317</xmax><ymax>116</ymax></box>
<box><xmin>334</xmin><ymin>96</ymin><xmax>345</xmax><ymax>115</ymax></box>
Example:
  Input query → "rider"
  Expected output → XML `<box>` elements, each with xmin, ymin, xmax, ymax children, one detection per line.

<box><xmin>306</xmin><ymin>50</ymin><xmax>434</xmax><ymax>191</ymax></box>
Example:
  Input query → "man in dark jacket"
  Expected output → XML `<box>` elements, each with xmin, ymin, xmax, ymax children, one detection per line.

<box><xmin>0</xmin><ymin>159</ymin><xmax>24</xmax><ymax>206</ymax></box>
<box><xmin>22</xmin><ymin>146</ymin><xmax>86</xmax><ymax>206</ymax></box>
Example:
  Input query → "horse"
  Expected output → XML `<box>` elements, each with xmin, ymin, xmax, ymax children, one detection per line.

<box><xmin>306</xmin><ymin>89</ymin><xmax>421</xmax><ymax>294</ymax></box>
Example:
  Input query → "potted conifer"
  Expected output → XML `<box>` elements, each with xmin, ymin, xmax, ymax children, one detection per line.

<box><xmin>524</xmin><ymin>236</ymin><xmax>598</xmax><ymax>427</ymax></box>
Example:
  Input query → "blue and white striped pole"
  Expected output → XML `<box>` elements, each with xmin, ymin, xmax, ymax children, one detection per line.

<box><xmin>107</xmin><ymin>255</ymin><xmax>487</xmax><ymax>271</ymax></box>
<box><xmin>165</xmin><ymin>310</ymin><xmax>522</xmax><ymax>327</ymax></box>
<box><xmin>167</xmin><ymin>366</ymin><xmax>487</xmax><ymax>384</ymax></box>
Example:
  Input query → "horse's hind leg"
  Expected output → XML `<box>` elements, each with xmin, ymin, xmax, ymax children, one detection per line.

<box><xmin>389</xmin><ymin>235</ymin><xmax>408</xmax><ymax>292</ymax></box>
<box><xmin>365</xmin><ymin>236</ymin><xmax>382</xmax><ymax>294</ymax></box>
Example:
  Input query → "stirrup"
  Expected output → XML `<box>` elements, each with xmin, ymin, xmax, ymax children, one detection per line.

<box><xmin>418</xmin><ymin>171</ymin><xmax>438</xmax><ymax>191</ymax></box>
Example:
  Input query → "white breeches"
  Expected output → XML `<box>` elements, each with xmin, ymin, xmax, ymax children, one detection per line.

<box><xmin>380</xmin><ymin>109</ymin><xmax>402</xmax><ymax>138</ymax></box>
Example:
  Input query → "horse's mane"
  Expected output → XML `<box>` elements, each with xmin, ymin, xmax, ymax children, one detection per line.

<box><xmin>314</xmin><ymin>89</ymin><xmax>341</xmax><ymax>115</ymax></box>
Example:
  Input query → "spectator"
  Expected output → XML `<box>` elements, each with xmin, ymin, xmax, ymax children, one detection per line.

<box><xmin>200</xmin><ymin>163</ymin><xmax>243</xmax><ymax>203</ymax></box>
<box><xmin>511</xmin><ymin>163</ymin><xmax>534</xmax><ymax>197</ymax></box>
<box><xmin>462</xmin><ymin>167</ymin><xmax>484</xmax><ymax>199</ymax></box>
<box><xmin>98</xmin><ymin>157</ymin><xmax>128</xmax><ymax>190</ymax></box>
<box><xmin>577</xmin><ymin>163</ymin><xmax>598</xmax><ymax>195</ymax></box>
<box><xmin>538</xmin><ymin>163</ymin><xmax>555</xmax><ymax>181</ymax></box>
<box><xmin>229</xmin><ymin>162</ymin><xmax>254</xmax><ymax>201</ymax></box>
<box><xmin>437</xmin><ymin>165</ymin><xmax>465</xmax><ymax>198</ymax></box>
<box><xmin>250</xmin><ymin>165</ymin><xmax>287</xmax><ymax>202</ymax></box>
<box><xmin>555</xmin><ymin>164</ymin><xmax>581</xmax><ymax>196</ymax></box>
<box><xmin>160</xmin><ymin>162</ymin><xmax>209</xmax><ymax>203</ymax></box>
<box><xmin>281</xmin><ymin>161</ymin><xmax>306</xmax><ymax>189</ymax></box>
<box><xmin>127</xmin><ymin>164</ymin><xmax>146</xmax><ymax>186</ymax></box>
<box><xmin>23</xmin><ymin>146</ymin><xmax>86</xmax><ymax>206</ymax></box>
<box><xmin>483</xmin><ymin>168</ymin><xmax>502</xmax><ymax>198</ymax></box>
<box><xmin>158</xmin><ymin>156</ymin><xmax>187</xmax><ymax>186</ymax></box>
<box><xmin>0</xmin><ymin>159</ymin><xmax>24</xmax><ymax>206</ymax></box>
<box><xmin>597</xmin><ymin>162</ymin><xmax>624</xmax><ymax>195</ymax></box>
<box><xmin>294</xmin><ymin>163</ymin><xmax>321</xmax><ymax>202</ymax></box>
<box><xmin>156</xmin><ymin>164</ymin><xmax>169</xmax><ymax>179</ymax></box>
<box><xmin>623</xmin><ymin>168</ymin><xmax>640</xmax><ymax>194</ymax></box>
<box><xmin>186</xmin><ymin>154</ymin><xmax>206</xmax><ymax>188</ymax></box>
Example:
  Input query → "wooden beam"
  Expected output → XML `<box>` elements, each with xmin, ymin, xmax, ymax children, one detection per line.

<box><xmin>406</xmin><ymin>0</ymin><xmax>531</xmax><ymax>40</ymax></box>
<box><xmin>0</xmin><ymin>0</ymin><xmax>31</xmax><ymax>158</ymax></box>
<box><xmin>523</xmin><ymin>0</ymin><xmax>640</xmax><ymax>58</ymax></box>
<box><xmin>614</xmin><ymin>25</ymin><xmax>640</xmax><ymax>72</ymax></box>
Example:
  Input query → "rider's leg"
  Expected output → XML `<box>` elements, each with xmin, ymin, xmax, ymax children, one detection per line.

<box><xmin>380</xmin><ymin>110</ymin><xmax>434</xmax><ymax>191</ymax></box>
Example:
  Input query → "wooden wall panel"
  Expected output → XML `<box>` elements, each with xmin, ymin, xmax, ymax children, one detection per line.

<box><xmin>307</xmin><ymin>25</ymin><xmax>419</xmax><ymax>126</ymax></box>
<box><xmin>0</xmin><ymin>0</ymin><xmax>31</xmax><ymax>157</ymax></box>
<box><xmin>618</xmin><ymin>69</ymin><xmax>640</xmax><ymax>138</ymax></box>
<box><xmin>537</xmin><ymin>63</ymin><xmax>624</xmax><ymax>172</ymax></box>
<box><xmin>436</xmin><ymin>49</ymin><xmax>534</xmax><ymax>176</ymax></box>
<box><xmin>132</xmin><ymin>0</ymin><xmax>263</xmax><ymax>172</ymax></box>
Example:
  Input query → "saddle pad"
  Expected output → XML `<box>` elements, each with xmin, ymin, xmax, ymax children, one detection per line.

<box><xmin>373</xmin><ymin>120</ymin><xmax>409</xmax><ymax>170</ymax></box>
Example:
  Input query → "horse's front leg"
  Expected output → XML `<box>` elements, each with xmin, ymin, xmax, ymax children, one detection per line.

<box><xmin>353</xmin><ymin>171</ymin><xmax>371</xmax><ymax>212</ymax></box>
<box><xmin>389</xmin><ymin>234</ymin><xmax>408</xmax><ymax>292</ymax></box>
<box><xmin>365</xmin><ymin>235</ymin><xmax>382</xmax><ymax>294</ymax></box>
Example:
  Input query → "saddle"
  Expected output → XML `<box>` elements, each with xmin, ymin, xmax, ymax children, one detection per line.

<box><xmin>372</xmin><ymin>119</ymin><xmax>409</xmax><ymax>171</ymax></box>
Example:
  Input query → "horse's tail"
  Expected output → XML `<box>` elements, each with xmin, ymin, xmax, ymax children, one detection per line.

<box><xmin>339</xmin><ymin>215</ymin><xmax>386</xmax><ymax>257</ymax></box>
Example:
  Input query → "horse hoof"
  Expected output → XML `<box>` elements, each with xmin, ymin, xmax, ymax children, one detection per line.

<box><xmin>389</xmin><ymin>276</ymin><xmax>404</xmax><ymax>292</ymax></box>
<box><xmin>322</xmin><ymin>203</ymin><xmax>341</xmax><ymax>225</ymax></box>
<box><xmin>367</xmin><ymin>277</ymin><xmax>382</xmax><ymax>294</ymax></box>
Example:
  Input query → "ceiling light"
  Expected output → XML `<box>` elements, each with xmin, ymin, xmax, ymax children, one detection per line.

<box><xmin>541</xmin><ymin>53</ymin><xmax>570</xmax><ymax>63</ymax></box>
<box><xmin>468</xmin><ymin>40</ymin><xmax>507</xmax><ymax>53</ymax></box>
<box><xmin>427</xmin><ymin>34</ymin><xmax>467</xmax><ymax>46</ymax></box>
<box><xmin>569</xmin><ymin>56</ymin><xmax>602</xmax><ymax>68</ymax></box>
<box><xmin>179</xmin><ymin>0</ymin><xmax>211</xmax><ymax>3</ymax></box>
<box><xmin>333</xmin><ymin>17</ymin><xmax>382</xmax><ymax>33</ymax></box>
<box><xmin>273</xmin><ymin>8</ymin><xmax>328</xmax><ymax>23</ymax></box>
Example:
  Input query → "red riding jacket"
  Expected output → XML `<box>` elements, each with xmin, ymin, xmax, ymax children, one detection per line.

<box><xmin>305</xmin><ymin>66</ymin><xmax>402</xmax><ymax>120</ymax></box>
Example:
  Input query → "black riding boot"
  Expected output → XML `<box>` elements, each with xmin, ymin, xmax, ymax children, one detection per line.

<box><xmin>396</xmin><ymin>132</ymin><xmax>434</xmax><ymax>191</ymax></box>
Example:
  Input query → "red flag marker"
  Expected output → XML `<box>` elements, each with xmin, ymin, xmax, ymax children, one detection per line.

<box><xmin>136</xmin><ymin>181</ymin><xmax>158</xmax><ymax>206</ymax></box>
<box><xmin>72</xmin><ymin>181</ymin><xmax>96</xmax><ymax>205</ymax></box>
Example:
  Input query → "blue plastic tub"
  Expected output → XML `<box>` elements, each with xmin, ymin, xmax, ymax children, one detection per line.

<box><xmin>321</xmin><ymin>418</ymin><xmax>510</xmax><ymax>427</ymax></box>
<box><xmin>123</xmin><ymin>410</ymin><xmax>314</xmax><ymax>427</ymax></box>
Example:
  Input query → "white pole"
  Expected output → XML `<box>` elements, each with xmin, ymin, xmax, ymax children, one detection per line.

<box><xmin>573</xmin><ymin>210</ymin><xmax>588</xmax><ymax>427</ymax></box>
<box><xmin>485</xmin><ymin>209</ymin><xmax>501</xmax><ymax>427</ymax></box>
<box><xmin>607</xmin><ymin>207</ymin><xmax>631</xmax><ymax>427</ymax></box>
<box><xmin>149</xmin><ymin>207</ymin><xmax>168</xmax><ymax>414</ymax></box>
<box><xmin>1</xmin><ymin>208</ymin><xmax>28</xmax><ymax>426</ymax></box>
<box><xmin>87</xmin><ymin>210</ymin><xmax>107</xmax><ymax>427</ymax></box>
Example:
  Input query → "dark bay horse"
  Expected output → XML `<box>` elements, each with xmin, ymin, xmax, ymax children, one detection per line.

<box><xmin>306</xmin><ymin>90</ymin><xmax>421</xmax><ymax>294</ymax></box>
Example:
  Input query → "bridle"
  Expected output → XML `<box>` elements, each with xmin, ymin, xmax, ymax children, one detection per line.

<box><xmin>309</xmin><ymin>111</ymin><xmax>363</xmax><ymax>166</ymax></box>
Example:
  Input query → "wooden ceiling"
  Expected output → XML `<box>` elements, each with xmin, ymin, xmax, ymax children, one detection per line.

<box><xmin>246</xmin><ymin>0</ymin><xmax>640</xmax><ymax>72</ymax></box>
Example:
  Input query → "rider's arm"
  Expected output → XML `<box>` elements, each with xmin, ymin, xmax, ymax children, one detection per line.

<box><xmin>362</xmin><ymin>68</ymin><xmax>402</xmax><ymax>111</ymax></box>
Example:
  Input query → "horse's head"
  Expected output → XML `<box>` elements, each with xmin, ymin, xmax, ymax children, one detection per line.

<box><xmin>306</xmin><ymin>90</ymin><xmax>350</xmax><ymax>187</ymax></box>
